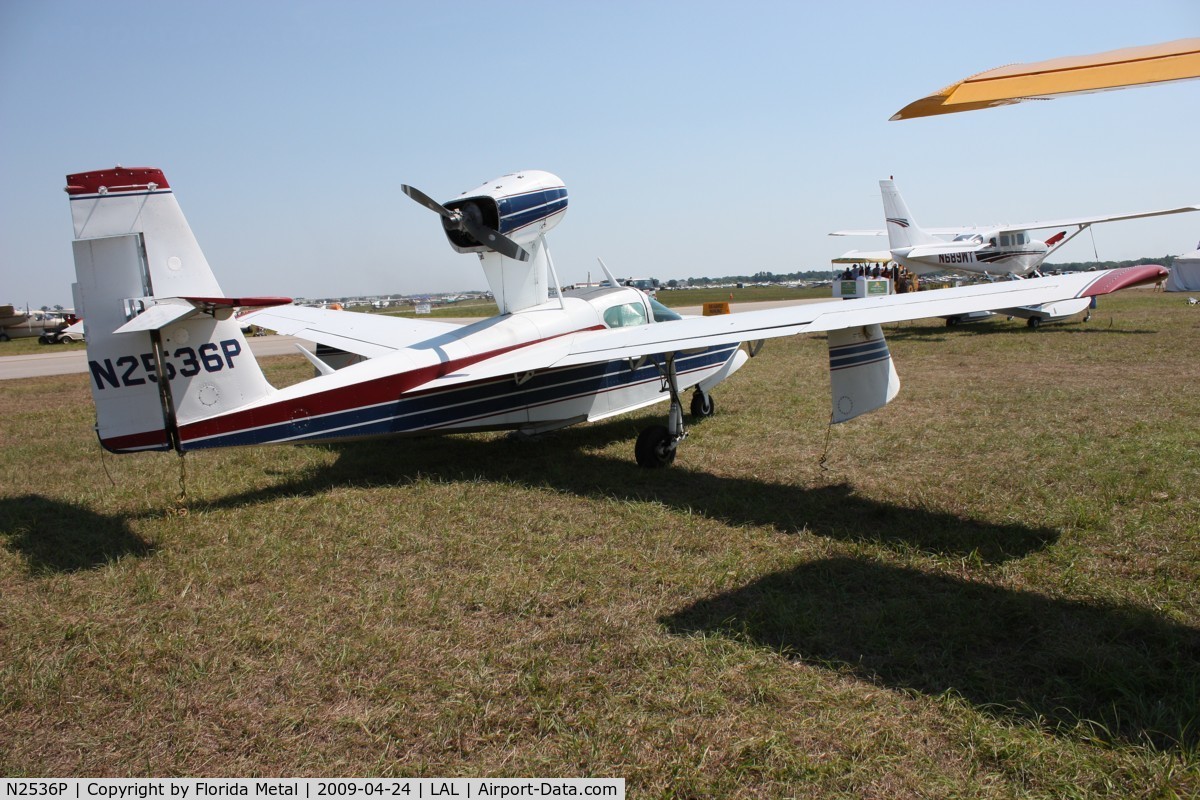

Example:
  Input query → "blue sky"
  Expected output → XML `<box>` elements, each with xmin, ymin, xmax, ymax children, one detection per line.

<box><xmin>2</xmin><ymin>1</ymin><xmax>1197</xmax><ymax>305</ymax></box>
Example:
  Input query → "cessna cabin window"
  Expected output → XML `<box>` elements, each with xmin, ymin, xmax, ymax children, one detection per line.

<box><xmin>603</xmin><ymin>302</ymin><xmax>649</xmax><ymax>328</ymax></box>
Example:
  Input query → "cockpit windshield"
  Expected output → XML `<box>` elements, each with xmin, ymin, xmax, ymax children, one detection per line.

<box><xmin>649</xmin><ymin>297</ymin><xmax>682</xmax><ymax>322</ymax></box>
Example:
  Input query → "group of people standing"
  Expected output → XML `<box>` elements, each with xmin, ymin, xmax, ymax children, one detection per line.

<box><xmin>838</xmin><ymin>262</ymin><xmax>918</xmax><ymax>294</ymax></box>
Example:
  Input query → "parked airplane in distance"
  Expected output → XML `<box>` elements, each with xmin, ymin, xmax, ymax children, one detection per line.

<box><xmin>832</xmin><ymin>179</ymin><xmax>1199</xmax><ymax>280</ymax></box>
<box><xmin>832</xmin><ymin>179</ymin><xmax>1196</xmax><ymax>326</ymax></box>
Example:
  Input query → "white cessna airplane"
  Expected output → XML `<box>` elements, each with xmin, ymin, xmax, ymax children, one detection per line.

<box><xmin>67</xmin><ymin>166</ymin><xmax>1164</xmax><ymax>468</ymax></box>
<box><xmin>833</xmin><ymin>179</ymin><xmax>1197</xmax><ymax>326</ymax></box>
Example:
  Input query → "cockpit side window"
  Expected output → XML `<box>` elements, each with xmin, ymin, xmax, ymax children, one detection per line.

<box><xmin>603</xmin><ymin>302</ymin><xmax>649</xmax><ymax>328</ymax></box>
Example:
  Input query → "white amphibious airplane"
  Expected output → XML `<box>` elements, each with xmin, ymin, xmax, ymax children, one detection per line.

<box><xmin>66</xmin><ymin>166</ymin><xmax>1164</xmax><ymax>467</ymax></box>
<box><xmin>832</xmin><ymin>179</ymin><xmax>1197</xmax><ymax>326</ymax></box>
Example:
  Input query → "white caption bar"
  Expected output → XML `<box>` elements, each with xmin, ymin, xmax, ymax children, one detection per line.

<box><xmin>0</xmin><ymin>779</ymin><xmax>624</xmax><ymax>800</ymax></box>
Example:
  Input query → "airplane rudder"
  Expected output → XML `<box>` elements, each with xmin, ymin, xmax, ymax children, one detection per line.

<box><xmin>66</xmin><ymin>167</ymin><xmax>274</xmax><ymax>452</ymax></box>
<box><xmin>880</xmin><ymin>179</ymin><xmax>936</xmax><ymax>248</ymax></box>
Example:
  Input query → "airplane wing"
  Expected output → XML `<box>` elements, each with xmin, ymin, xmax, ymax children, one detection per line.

<box><xmin>830</xmin><ymin>227</ymin><xmax>980</xmax><ymax>237</ymax></box>
<box><xmin>409</xmin><ymin>266</ymin><xmax>1163</xmax><ymax>394</ymax></box>
<box><xmin>832</xmin><ymin>249</ymin><xmax>893</xmax><ymax>264</ymax></box>
<box><xmin>892</xmin><ymin>38</ymin><xmax>1200</xmax><ymax>120</ymax></box>
<box><xmin>240</xmin><ymin>304</ymin><xmax>463</xmax><ymax>359</ymax></box>
<box><xmin>993</xmin><ymin>204</ymin><xmax>1200</xmax><ymax>234</ymax></box>
<box><xmin>552</xmin><ymin>266</ymin><xmax>1162</xmax><ymax>367</ymax></box>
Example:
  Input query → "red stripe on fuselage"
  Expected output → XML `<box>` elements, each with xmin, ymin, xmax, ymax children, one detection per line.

<box><xmin>178</xmin><ymin>326</ymin><xmax>605</xmax><ymax>443</ymax></box>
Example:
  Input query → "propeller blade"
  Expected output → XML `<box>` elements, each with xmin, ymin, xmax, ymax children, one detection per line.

<box><xmin>456</xmin><ymin>214</ymin><xmax>531</xmax><ymax>262</ymax></box>
<box><xmin>402</xmin><ymin>183</ymin><xmax>531</xmax><ymax>262</ymax></box>
<box><xmin>400</xmin><ymin>184</ymin><xmax>454</xmax><ymax>220</ymax></box>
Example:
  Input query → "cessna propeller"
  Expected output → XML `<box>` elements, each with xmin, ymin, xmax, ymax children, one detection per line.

<box><xmin>401</xmin><ymin>184</ymin><xmax>531</xmax><ymax>262</ymax></box>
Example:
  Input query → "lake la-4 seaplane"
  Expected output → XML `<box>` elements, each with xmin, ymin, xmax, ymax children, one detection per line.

<box><xmin>67</xmin><ymin>166</ymin><xmax>1164</xmax><ymax>467</ymax></box>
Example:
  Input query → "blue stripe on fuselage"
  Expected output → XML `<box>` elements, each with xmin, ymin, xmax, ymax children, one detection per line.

<box><xmin>183</xmin><ymin>344</ymin><xmax>737</xmax><ymax>449</ymax></box>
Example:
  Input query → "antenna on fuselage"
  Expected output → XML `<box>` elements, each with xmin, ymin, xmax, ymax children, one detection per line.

<box><xmin>542</xmin><ymin>234</ymin><xmax>565</xmax><ymax>309</ymax></box>
<box><xmin>596</xmin><ymin>257</ymin><xmax>621</xmax><ymax>287</ymax></box>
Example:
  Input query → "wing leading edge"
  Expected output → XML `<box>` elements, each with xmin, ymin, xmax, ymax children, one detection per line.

<box><xmin>891</xmin><ymin>38</ymin><xmax>1200</xmax><ymax>120</ymax></box>
<box><xmin>551</xmin><ymin>266</ymin><xmax>1164</xmax><ymax>367</ymax></box>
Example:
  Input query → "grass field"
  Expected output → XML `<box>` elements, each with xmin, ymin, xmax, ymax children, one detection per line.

<box><xmin>2</xmin><ymin>291</ymin><xmax>1198</xmax><ymax>797</ymax></box>
<box><xmin>0</xmin><ymin>337</ymin><xmax>87</xmax><ymax>356</ymax></box>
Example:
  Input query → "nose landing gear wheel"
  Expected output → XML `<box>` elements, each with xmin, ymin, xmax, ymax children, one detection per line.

<box><xmin>690</xmin><ymin>390</ymin><xmax>715</xmax><ymax>419</ymax></box>
<box><xmin>635</xmin><ymin>424</ymin><xmax>677</xmax><ymax>468</ymax></box>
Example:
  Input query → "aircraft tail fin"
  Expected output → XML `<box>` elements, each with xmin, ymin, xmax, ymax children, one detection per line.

<box><xmin>66</xmin><ymin>167</ymin><xmax>279</xmax><ymax>453</ymax></box>
<box><xmin>828</xmin><ymin>324</ymin><xmax>900</xmax><ymax>423</ymax></box>
<box><xmin>880</xmin><ymin>179</ymin><xmax>940</xmax><ymax>250</ymax></box>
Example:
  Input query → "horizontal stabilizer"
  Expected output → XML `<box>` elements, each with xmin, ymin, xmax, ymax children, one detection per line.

<box><xmin>240</xmin><ymin>304</ymin><xmax>463</xmax><ymax>359</ymax></box>
<box><xmin>905</xmin><ymin>242</ymin><xmax>987</xmax><ymax>260</ymax></box>
<box><xmin>112</xmin><ymin>296</ymin><xmax>293</xmax><ymax>335</ymax></box>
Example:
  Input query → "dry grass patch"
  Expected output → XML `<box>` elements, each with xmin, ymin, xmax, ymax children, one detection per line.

<box><xmin>2</xmin><ymin>292</ymin><xmax>1197</xmax><ymax>797</ymax></box>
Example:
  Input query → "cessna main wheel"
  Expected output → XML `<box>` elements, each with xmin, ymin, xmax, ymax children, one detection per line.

<box><xmin>635</xmin><ymin>424</ymin><xmax>676</xmax><ymax>468</ymax></box>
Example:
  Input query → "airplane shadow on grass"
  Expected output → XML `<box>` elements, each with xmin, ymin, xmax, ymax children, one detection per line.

<box><xmin>882</xmin><ymin>321</ymin><xmax>1159</xmax><ymax>343</ymax></box>
<box><xmin>189</xmin><ymin>424</ymin><xmax>1199</xmax><ymax>749</ymax></box>
<box><xmin>0</xmin><ymin>494</ymin><xmax>156</xmax><ymax>573</ymax></box>
<box><xmin>202</xmin><ymin>416</ymin><xmax>1058</xmax><ymax>564</ymax></box>
<box><xmin>662</xmin><ymin>557</ymin><xmax>1200</xmax><ymax>750</ymax></box>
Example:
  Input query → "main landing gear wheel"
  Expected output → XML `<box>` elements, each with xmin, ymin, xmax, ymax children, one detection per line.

<box><xmin>635</xmin><ymin>354</ymin><xmax>688</xmax><ymax>468</ymax></box>
<box><xmin>635</xmin><ymin>424</ymin><xmax>677</xmax><ymax>468</ymax></box>
<box><xmin>1027</xmin><ymin>317</ymin><xmax>1042</xmax><ymax>329</ymax></box>
<box><xmin>690</xmin><ymin>390</ymin><xmax>715</xmax><ymax>419</ymax></box>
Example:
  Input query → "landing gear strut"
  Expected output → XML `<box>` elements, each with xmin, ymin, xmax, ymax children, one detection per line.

<box><xmin>635</xmin><ymin>355</ymin><xmax>688</xmax><ymax>468</ymax></box>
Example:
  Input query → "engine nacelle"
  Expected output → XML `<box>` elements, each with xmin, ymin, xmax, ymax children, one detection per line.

<box><xmin>442</xmin><ymin>171</ymin><xmax>567</xmax><ymax>255</ymax></box>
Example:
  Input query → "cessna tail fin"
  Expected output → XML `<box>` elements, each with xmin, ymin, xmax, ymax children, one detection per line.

<box><xmin>880</xmin><ymin>179</ymin><xmax>940</xmax><ymax>250</ymax></box>
<box><xmin>66</xmin><ymin>167</ymin><xmax>279</xmax><ymax>453</ymax></box>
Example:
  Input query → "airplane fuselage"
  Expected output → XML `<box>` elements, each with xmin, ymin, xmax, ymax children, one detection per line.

<box><xmin>892</xmin><ymin>236</ymin><xmax>1049</xmax><ymax>277</ymax></box>
<box><xmin>91</xmin><ymin>286</ymin><xmax>746</xmax><ymax>453</ymax></box>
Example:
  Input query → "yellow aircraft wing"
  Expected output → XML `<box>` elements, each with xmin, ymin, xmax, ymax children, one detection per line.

<box><xmin>891</xmin><ymin>38</ymin><xmax>1200</xmax><ymax>120</ymax></box>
